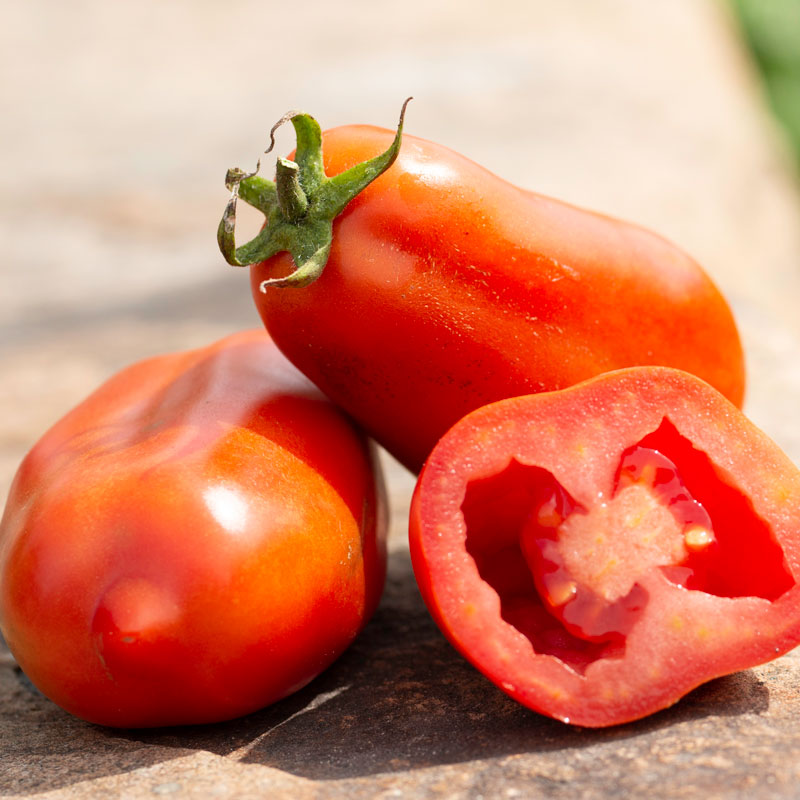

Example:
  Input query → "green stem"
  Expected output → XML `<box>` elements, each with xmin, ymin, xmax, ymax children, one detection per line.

<box><xmin>217</xmin><ymin>98</ymin><xmax>412</xmax><ymax>288</ymax></box>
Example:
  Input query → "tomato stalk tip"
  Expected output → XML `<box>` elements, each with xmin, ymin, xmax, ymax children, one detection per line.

<box><xmin>275</xmin><ymin>158</ymin><xmax>309</xmax><ymax>221</ymax></box>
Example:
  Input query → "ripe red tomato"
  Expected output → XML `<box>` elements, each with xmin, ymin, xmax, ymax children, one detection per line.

<box><xmin>220</xmin><ymin>107</ymin><xmax>745</xmax><ymax>473</ymax></box>
<box><xmin>0</xmin><ymin>331</ymin><xmax>387</xmax><ymax>728</ymax></box>
<box><xmin>409</xmin><ymin>367</ymin><xmax>800</xmax><ymax>727</ymax></box>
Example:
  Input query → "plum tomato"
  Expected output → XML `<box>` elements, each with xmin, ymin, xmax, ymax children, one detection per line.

<box><xmin>0</xmin><ymin>331</ymin><xmax>387</xmax><ymax>728</ymax></box>
<box><xmin>409</xmin><ymin>367</ymin><xmax>800</xmax><ymax>727</ymax></box>
<box><xmin>219</xmin><ymin>104</ymin><xmax>745</xmax><ymax>472</ymax></box>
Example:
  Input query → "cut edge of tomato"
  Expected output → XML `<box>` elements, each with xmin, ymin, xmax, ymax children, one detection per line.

<box><xmin>409</xmin><ymin>367</ymin><xmax>800</xmax><ymax>727</ymax></box>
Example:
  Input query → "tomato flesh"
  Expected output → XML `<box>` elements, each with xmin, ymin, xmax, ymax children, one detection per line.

<box><xmin>410</xmin><ymin>368</ymin><xmax>800</xmax><ymax>725</ymax></box>
<box><xmin>463</xmin><ymin>417</ymin><xmax>794</xmax><ymax>674</ymax></box>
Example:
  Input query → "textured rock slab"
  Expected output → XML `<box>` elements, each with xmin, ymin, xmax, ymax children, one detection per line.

<box><xmin>2</xmin><ymin>0</ymin><xmax>800</xmax><ymax>797</ymax></box>
<box><xmin>2</xmin><ymin>548</ymin><xmax>800</xmax><ymax>798</ymax></box>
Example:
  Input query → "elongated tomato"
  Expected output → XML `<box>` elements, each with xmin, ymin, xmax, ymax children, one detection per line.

<box><xmin>220</xmin><ymin>105</ymin><xmax>745</xmax><ymax>472</ymax></box>
<box><xmin>0</xmin><ymin>331</ymin><xmax>387</xmax><ymax>728</ymax></box>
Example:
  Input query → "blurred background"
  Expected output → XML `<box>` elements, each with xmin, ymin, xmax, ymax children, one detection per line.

<box><xmin>733</xmin><ymin>0</ymin><xmax>800</xmax><ymax>167</ymax></box>
<box><xmin>3</xmin><ymin>1</ymin><xmax>800</xmax><ymax>794</ymax></box>
<box><xmin>2</xmin><ymin>0</ymin><xmax>800</xmax><ymax>508</ymax></box>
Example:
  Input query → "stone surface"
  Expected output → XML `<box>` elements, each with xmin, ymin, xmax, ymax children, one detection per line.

<box><xmin>2</xmin><ymin>0</ymin><xmax>800</xmax><ymax>797</ymax></box>
<box><xmin>3</xmin><ymin>550</ymin><xmax>800</xmax><ymax>798</ymax></box>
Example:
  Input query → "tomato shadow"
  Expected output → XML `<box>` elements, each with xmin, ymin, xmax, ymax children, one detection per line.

<box><xmin>0</xmin><ymin>657</ymin><xmax>168</xmax><ymax>796</ymax></box>
<box><xmin>118</xmin><ymin>549</ymin><xmax>770</xmax><ymax>781</ymax></box>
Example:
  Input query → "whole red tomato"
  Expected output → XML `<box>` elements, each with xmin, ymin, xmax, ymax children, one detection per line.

<box><xmin>0</xmin><ymin>331</ymin><xmax>387</xmax><ymax>728</ymax></box>
<box><xmin>409</xmin><ymin>367</ymin><xmax>800</xmax><ymax>727</ymax></box>
<box><xmin>219</xmin><ymin>104</ymin><xmax>745</xmax><ymax>473</ymax></box>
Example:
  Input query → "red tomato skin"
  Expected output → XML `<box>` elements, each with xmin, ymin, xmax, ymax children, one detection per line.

<box><xmin>408</xmin><ymin>367</ymin><xmax>800</xmax><ymax>727</ymax></box>
<box><xmin>251</xmin><ymin>125</ymin><xmax>745</xmax><ymax>473</ymax></box>
<box><xmin>0</xmin><ymin>331</ymin><xmax>387</xmax><ymax>728</ymax></box>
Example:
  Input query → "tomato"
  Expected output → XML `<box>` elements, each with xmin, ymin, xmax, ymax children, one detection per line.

<box><xmin>408</xmin><ymin>367</ymin><xmax>800</xmax><ymax>727</ymax></box>
<box><xmin>0</xmin><ymin>331</ymin><xmax>387</xmax><ymax>728</ymax></box>
<box><xmin>219</xmin><ymin>104</ymin><xmax>745</xmax><ymax>473</ymax></box>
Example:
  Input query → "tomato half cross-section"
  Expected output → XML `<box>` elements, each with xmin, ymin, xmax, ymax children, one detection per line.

<box><xmin>0</xmin><ymin>331</ymin><xmax>387</xmax><ymax>728</ymax></box>
<box><xmin>409</xmin><ymin>367</ymin><xmax>800</xmax><ymax>727</ymax></box>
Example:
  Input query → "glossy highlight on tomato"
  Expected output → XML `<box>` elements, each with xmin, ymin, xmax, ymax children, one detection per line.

<box><xmin>0</xmin><ymin>331</ymin><xmax>387</xmax><ymax>728</ymax></box>
<box><xmin>221</xmin><ymin>106</ymin><xmax>746</xmax><ymax>473</ymax></box>
<box><xmin>409</xmin><ymin>367</ymin><xmax>800</xmax><ymax>727</ymax></box>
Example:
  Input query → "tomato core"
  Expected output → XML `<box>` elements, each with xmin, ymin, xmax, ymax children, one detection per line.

<box><xmin>461</xmin><ymin>417</ymin><xmax>795</xmax><ymax>675</ymax></box>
